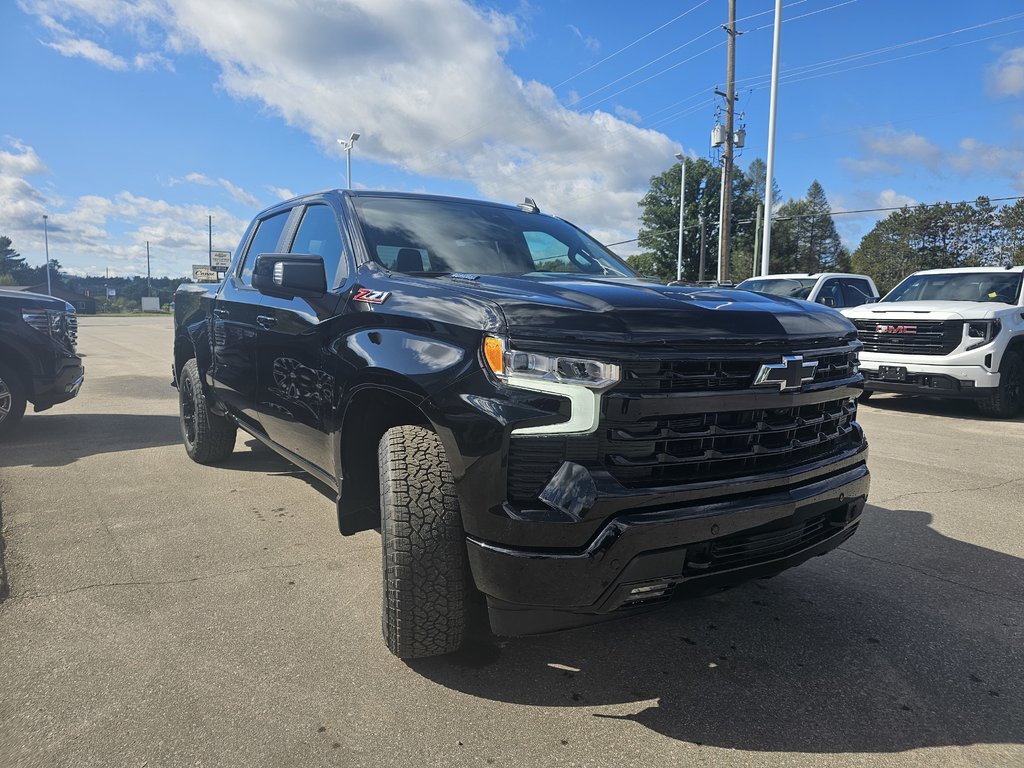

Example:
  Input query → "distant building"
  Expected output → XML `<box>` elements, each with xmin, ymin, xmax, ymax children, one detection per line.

<box><xmin>11</xmin><ymin>282</ymin><xmax>98</xmax><ymax>314</ymax></box>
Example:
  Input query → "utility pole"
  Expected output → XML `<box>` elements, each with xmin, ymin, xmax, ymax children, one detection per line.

<box><xmin>675</xmin><ymin>153</ymin><xmax>686</xmax><ymax>282</ymax></box>
<box><xmin>752</xmin><ymin>203</ymin><xmax>763</xmax><ymax>278</ymax></box>
<box><xmin>208</xmin><ymin>215</ymin><xmax>213</xmax><ymax>269</ymax></box>
<box><xmin>42</xmin><ymin>214</ymin><xmax>52</xmax><ymax>296</ymax></box>
<box><xmin>146</xmin><ymin>241</ymin><xmax>151</xmax><ymax>297</ymax></box>
<box><xmin>716</xmin><ymin>0</ymin><xmax>737</xmax><ymax>284</ymax></box>
<box><xmin>761</xmin><ymin>0</ymin><xmax>783</xmax><ymax>277</ymax></box>
<box><xmin>698</xmin><ymin>215</ymin><xmax>707</xmax><ymax>282</ymax></box>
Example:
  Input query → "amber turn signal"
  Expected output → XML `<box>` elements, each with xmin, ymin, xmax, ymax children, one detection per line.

<box><xmin>483</xmin><ymin>335</ymin><xmax>505</xmax><ymax>376</ymax></box>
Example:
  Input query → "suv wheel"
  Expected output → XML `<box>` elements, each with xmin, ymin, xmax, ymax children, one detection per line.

<box><xmin>977</xmin><ymin>351</ymin><xmax>1024</xmax><ymax>419</ymax></box>
<box><xmin>0</xmin><ymin>364</ymin><xmax>27</xmax><ymax>440</ymax></box>
<box><xmin>178</xmin><ymin>358</ymin><xmax>236</xmax><ymax>463</ymax></box>
<box><xmin>379</xmin><ymin>425</ymin><xmax>468</xmax><ymax>659</ymax></box>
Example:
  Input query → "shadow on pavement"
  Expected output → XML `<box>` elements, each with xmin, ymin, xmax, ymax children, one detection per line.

<box><xmin>219</xmin><ymin>439</ymin><xmax>336</xmax><ymax>501</ymax></box>
<box><xmin>0</xmin><ymin>413</ymin><xmax>182</xmax><ymax>468</ymax></box>
<box><xmin>411</xmin><ymin>504</ymin><xmax>1024</xmax><ymax>754</ymax></box>
<box><xmin>863</xmin><ymin>393</ymin><xmax>1024</xmax><ymax>423</ymax></box>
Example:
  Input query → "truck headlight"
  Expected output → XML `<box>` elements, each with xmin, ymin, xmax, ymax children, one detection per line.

<box><xmin>966</xmin><ymin>320</ymin><xmax>1000</xmax><ymax>350</ymax></box>
<box><xmin>483</xmin><ymin>335</ymin><xmax>619</xmax><ymax>389</ymax></box>
<box><xmin>482</xmin><ymin>335</ymin><xmax>620</xmax><ymax>436</ymax></box>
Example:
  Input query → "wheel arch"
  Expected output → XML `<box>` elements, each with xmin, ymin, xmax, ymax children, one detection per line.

<box><xmin>335</xmin><ymin>385</ymin><xmax>434</xmax><ymax>535</ymax></box>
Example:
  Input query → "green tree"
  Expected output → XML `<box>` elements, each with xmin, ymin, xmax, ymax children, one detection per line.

<box><xmin>998</xmin><ymin>198</ymin><xmax>1024</xmax><ymax>265</ymax></box>
<box><xmin>0</xmin><ymin>235</ymin><xmax>29</xmax><ymax>279</ymax></box>
<box><xmin>636</xmin><ymin>157</ymin><xmax>721</xmax><ymax>281</ymax></box>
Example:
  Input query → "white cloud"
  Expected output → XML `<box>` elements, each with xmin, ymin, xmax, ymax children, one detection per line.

<box><xmin>614</xmin><ymin>105</ymin><xmax>642</xmax><ymax>124</ymax></box>
<box><xmin>0</xmin><ymin>139</ymin><xmax>49</xmax><ymax>177</ymax></box>
<box><xmin>860</xmin><ymin>127</ymin><xmax>941</xmax><ymax>168</ymax></box>
<box><xmin>43</xmin><ymin>36</ymin><xmax>129</xmax><ymax>69</ymax></box>
<box><xmin>987</xmin><ymin>47</ymin><xmax>1024</xmax><ymax>97</ymax></box>
<box><xmin>266</xmin><ymin>185</ymin><xmax>296</xmax><ymax>201</ymax></box>
<box><xmin>875</xmin><ymin>189</ymin><xmax>918</xmax><ymax>210</ymax></box>
<box><xmin>173</xmin><ymin>172</ymin><xmax>260</xmax><ymax>207</ymax></box>
<box><xmin>838</xmin><ymin>157</ymin><xmax>902</xmax><ymax>178</ymax></box>
<box><xmin>20</xmin><ymin>0</ymin><xmax>678</xmax><ymax>238</ymax></box>
<box><xmin>568</xmin><ymin>24</ymin><xmax>599</xmax><ymax>53</ymax></box>
<box><xmin>0</xmin><ymin>141</ymin><xmax>249</xmax><ymax>277</ymax></box>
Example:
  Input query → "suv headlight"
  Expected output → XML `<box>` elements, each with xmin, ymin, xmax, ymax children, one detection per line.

<box><xmin>483</xmin><ymin>335</ymin><xmax>619</xmax><ymax>389</ymax></box>
<box><xmin>482</xmin><ymin>335</ymin><xmax>620</xmax><ymax>436</ymax></box>
<box><xmin>966</xmin><ymin>320</ymin><xmax>1001</xmax><ymax>350</ymax></box>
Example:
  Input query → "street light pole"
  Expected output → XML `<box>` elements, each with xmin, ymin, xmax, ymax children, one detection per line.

<box><xmin>337</xmin><ymin>132</ymin><xmax>361</xmax><ymax>188</ymax></box>
<box><xmin>42</xmin><ymin>214</ymin><xmax>52</xmax><ymax>296</ymax></box>
<box><xmin>675</xmin><ymin>152</ymin><xmax>686</xmax><ymax>282</ymax></box>
<box><xmin>761</xmin><ymin>0</ymin><xmax>783</xmax><ymax>277</ymax></box>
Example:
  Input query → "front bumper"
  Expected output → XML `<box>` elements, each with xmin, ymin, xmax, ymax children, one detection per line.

<box><xmin>32</xmin><ymin>357</ymin><xmax>85</xmax><ymax>409</ymax></box>
<box><xmin>467</xmin><ymin>458</ymin><xmax>869</xmax><ymax>636</ymax></box>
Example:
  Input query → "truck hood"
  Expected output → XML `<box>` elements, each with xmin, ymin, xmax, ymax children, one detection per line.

<box><xmin>0</xmin><ymin>288</ymin><xmax>69</xmax><ymax>311</ymax></box>
<box><xmin>431</xmin><ymin>274</ymin><xmax>856</xmax><ymax>345</ymax></box>
<box><xmin>842</xmin><ymin>300</ymin><xmax>1015</xmax><ymax>322</ymax></box>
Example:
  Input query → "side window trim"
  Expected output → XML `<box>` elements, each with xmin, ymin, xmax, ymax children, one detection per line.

<box><xmin>236</xmin><ymin>208</ymin><xmax>296</xmax><ymax>288</ymax></box>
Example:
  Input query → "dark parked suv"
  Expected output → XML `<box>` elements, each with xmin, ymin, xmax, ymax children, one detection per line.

<box><xmin>0</xmin><ymin>288</ymin><xmax>84</xmax><ymax>438</ymax></box>
<box><xmin>173</xmin><ymin>190</ymin><xmax>870</xmax><ymax>658</ymax></box>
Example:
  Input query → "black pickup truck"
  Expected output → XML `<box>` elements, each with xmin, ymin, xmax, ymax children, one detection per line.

<box><xmin>0</xmin><ymin>288</ymin><xmax>84</xmax><ymax>438</ymax></box>
<box><xmin>172</xmin><ymin>190</ymin><xmax>870</xmax><ymax>658</ymax></box>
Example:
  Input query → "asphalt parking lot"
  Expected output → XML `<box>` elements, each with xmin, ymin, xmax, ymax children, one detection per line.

<box><xmin>1</xmin><ymin>315</ymin><xmax>1022</xmax><ymax>768</ymax></box>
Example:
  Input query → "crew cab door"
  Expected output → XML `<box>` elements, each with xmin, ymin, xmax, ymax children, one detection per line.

<box><xmin>210</xmin><ymin>209</ymin><xmax>293</xmax><ymax>425</ymax></box>
<box><xmin>253</xmin><ymin>202</ymin><xmax>347</xmax><ymax>473</ymax></box>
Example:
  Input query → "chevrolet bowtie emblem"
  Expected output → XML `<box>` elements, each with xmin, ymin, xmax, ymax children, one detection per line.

<box><xmin>753</xmin><ymin>355</ymin><xmax>819</xmax><ymax>392</ymax></box>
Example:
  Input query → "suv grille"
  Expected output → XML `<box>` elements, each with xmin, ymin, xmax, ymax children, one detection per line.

<box><xmin>853</xmin><ymin>319</ymin><xmax>962</xmax><ymax>356</ymax></box>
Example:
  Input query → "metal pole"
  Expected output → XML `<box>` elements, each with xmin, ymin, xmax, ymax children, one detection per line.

<box><xmin>346</xmin><ymin>146</ymin><xmax>352</xmax><ymax>189</ymax></box>
<box><xmin>42</xmin><ymin>215</ymin><xmax>52</xmax><ymax>295</ymax></box>
<box><xmin>675</xmin><ymin>155</ymin><xmax>686</xmax><ymax>282</ymax></box>
<box><xmin>717</xmin><ymin>0</ymin><xmax>737</xmax><ymax>284</ymax></box>
<box><xmin>146</xmin><ymin>241</ymin><xmax>151</xmax><ymax>296</ymax></box>
<box><xmin>698</xmin><ymin>215</ymin><xmax>706</xmax><ymax>282</ymax></box>
<box><xmin>761</xmin><ymin>0</ymin><xmax>783</xmax><ymax>277</ymax></box>
<box><xmin>208</xmin><ymin>216</ymin><xmax>213</xmax><ymax>269</ymax></box>
<box><xmin>753</xmin><ymin>203</ymin><xmax>763</xmax><ymax>279</ymax></box>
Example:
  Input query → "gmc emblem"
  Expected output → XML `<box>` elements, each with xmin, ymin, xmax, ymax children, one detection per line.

<box><xmin>875</xmin><ymin>324</ymin><xmax>917</xmax><ymax>334</ymax></box>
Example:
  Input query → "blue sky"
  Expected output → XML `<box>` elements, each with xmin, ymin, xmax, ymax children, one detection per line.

<box><xmin>2</xmin><ymin>0</ymin><xmax>1024</xmax><ymax>277</ymax></box>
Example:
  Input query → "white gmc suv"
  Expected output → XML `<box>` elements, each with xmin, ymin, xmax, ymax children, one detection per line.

<box><xmin>842</xmin><ymin>266</ymin><xmax>1024</xmax><ymax>418</ymax></box>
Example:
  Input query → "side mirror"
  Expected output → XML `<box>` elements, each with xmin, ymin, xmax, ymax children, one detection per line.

<box><xmin>819</xmin><ymin>295</ymin><xmax>837</xmax><ymax>307</ymax></box>
<box><xmin>252</xmin><ymin>253</ymin><xmax>327</xmax><ymax>298</ymax></box>
<box><xmin>865</xmin><ymin>296</ymin><xmax>879</xmax><ymax>304</ymax></box>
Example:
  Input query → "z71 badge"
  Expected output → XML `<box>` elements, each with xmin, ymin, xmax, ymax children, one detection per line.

<box><xmin>353</xmin><ymin>288</ymin><xmax>391</xmax><ymax>304</ymax></box>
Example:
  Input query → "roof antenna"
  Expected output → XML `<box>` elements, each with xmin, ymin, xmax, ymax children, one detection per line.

<box><xmin>518</xmin><ymin>197</ymin><xmax>540</xmax><ymax>213</ymax></box>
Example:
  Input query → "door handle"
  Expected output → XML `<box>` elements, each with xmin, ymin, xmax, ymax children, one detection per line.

<box><xmin>212</xmin><ymin>308</ymin><xmax>230</xmax><ymax>318</ymax></box>
<box><xmin>256</xmin><ymin>315</ymin><xmax>277</xmax><ymax>329</ymax></box>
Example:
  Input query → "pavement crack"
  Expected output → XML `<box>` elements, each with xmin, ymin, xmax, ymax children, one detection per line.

<box><xmin>874</xmin><ymin>478</ymin><xmax>1022</xmax><ymax>507</ymax></box>
<box><xmin>837</xmin><ymin>545</ymin><xmax>1024</xmax><ymax>606</ymax></box>
<box><xmin>2</xmin><ymin>554</ymin><xmax>360</xmax><ymax>601</ymax></box>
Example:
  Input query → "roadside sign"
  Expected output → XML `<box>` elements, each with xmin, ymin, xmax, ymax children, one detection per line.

<box><xmin>193</xmin><ymin>265</ymin><xmax>220</xmax><ymax>283</ymax></box>
<box><xmin>211</xmin><ymin>251</ymin><xmax>232</xmax><ymax>269</ymax></box>
<box><xmin>106</xmin><ymin>288</ymin><xmax>116</xmax><ymax>297</ymax></box>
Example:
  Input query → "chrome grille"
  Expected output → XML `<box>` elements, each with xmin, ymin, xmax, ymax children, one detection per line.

<box><xmin>853</xmin><ymin>319</ymin><xmax>962</xmax><ymax>356</ymax></box>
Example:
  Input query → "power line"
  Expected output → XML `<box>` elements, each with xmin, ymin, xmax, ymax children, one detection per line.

<box><xmin>604</xmin><ymin>195</ymin><xmax>1024</xmax><ymax>248</ymax></box>
<box><xmin>552</xmin><ymin>0</ymin><xmax>714</xmax><ymax>90</ymax></box>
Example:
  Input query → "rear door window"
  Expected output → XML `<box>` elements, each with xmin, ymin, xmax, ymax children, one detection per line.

<box><xmin>817</xmin><ymin>279</ymin><xmax>845</xmax><ymax>308</ymax></box>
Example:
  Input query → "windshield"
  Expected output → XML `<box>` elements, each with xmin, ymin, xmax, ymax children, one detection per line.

<box><xmin>736</xmin><ymin>277</ymin><xmax>817</xmax><ymax>299</ymax></box>
<box><xmin>883</xmin><ymin>272</ymin><xmax>1022</xmax><ymax>304</ymax></box>
<box><xmin>351</xmin><ymin>197</ymin><xmax>635</xmax><ymax>278</ymax></box>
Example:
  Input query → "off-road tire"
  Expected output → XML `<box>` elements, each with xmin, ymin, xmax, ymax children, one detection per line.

<box><xmin>178</xmin><ymin>358</ymin><xmax>236</xmax><ymax>463</ymax></box>
<box><xmin>0</xmin><ymin>363</ymin><xmax>27</xmax><ymax>440</ymax></box>
<box><xmin>379</xmin><ymin>425</ymin><xmax>468</xmax><ymax>659</ymax></box>
<box><xmin>977</xmin><ymin>351</ymin><xmax>1024</xmax><ymax>419</ymax></box>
